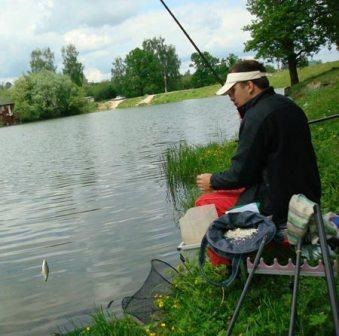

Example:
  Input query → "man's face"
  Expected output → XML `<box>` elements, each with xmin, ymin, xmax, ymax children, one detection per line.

<box><xmin>227</xmin><ymin>81</ymin><xmax>253</xmax><ymax>108</ymax></box>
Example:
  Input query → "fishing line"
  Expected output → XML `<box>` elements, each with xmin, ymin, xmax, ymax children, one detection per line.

<box><xmin>159</xmin><ymin>0</ymin><xmax>224</xmax><ymax>85</ymax></box>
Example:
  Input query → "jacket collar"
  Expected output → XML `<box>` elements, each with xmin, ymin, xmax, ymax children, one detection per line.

<box><xmin>237</xmin><ymin>87</ymin><xmax>275</xmax><ymax>119</ymax></box>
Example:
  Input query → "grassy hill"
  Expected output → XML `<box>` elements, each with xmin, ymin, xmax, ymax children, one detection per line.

<box><xmin>117</xmin><ymin>60</ymin><xmax>339</xmax><ymax>108</ymax></box>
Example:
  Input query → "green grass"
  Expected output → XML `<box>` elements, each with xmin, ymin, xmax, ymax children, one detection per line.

<box><xmin>291</xmin><ymin>68</ymin><xmax>339</xmax><ymax>211</ymax></box>
<box><xmin>152</xmin><ymin>85</ymin><xmax>219</xmax><ymax>105</ymax></box>
<box><xmin>60</xmin><ymin>310</ymin><xmax>147</xmax><ymax>336</ymax></box>
<box><xmin>269</xmin><ymin>61</ymin><xmax>339</xmax><ymax>88</ymax></box>
<box><xmin>143</xmin><ymin>258</ymin><xmax>336</xmax><ymax>336</ymax></box>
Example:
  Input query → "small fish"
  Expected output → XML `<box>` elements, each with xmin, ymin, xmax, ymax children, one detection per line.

<box><xmin>41</xmin><ymin>259</ymin><xmax>49</xmax><ymax>282</ymax></box>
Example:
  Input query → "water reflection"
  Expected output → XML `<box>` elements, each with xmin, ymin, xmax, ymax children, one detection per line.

<box><xmin>0</xmin><ymin>96</ymin><xmax>239</xmax><ymax>335</ymax></box>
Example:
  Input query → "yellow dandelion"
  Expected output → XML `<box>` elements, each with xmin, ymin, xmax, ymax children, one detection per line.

<box><xmin>160</xmin><ymin>322</ymin><xmax>166</xmax><ymax>327</ymax></box>
<box><xmin>86</xmin><ymin>326</ymin><xmax>91</xmax><ymax>331</ymax></box>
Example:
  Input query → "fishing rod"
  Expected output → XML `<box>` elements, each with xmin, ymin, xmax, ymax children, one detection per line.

<box><xmin>308</xmin><ymin>113</ymin><xmax>339</xmax><ymax>125</ymax></box>
<box><xmin>159</xmin><ymin>0</ymin><xmax>338</xmax><ymax>126</ymax></box>
<box><xmin>159</xmin><ymin>0</ymin><xmax>224</xmax><ymax>86</ymax></box>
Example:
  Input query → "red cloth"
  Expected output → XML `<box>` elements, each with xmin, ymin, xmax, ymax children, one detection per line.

<box><xmin>195</xmin><ymin>189</ymin><xmax>244</xmax><ymax>266</ymax></box>
<box><xmin>195</xmin><ymin>189</ymin><xmax>244</xmax><ymax>217</ymax></box>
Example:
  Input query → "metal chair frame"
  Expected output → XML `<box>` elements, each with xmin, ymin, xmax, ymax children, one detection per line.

<box><xmin>225</xmin><ymin>204</ymin><xmax>339</xmax><ymax>336</ymax></box>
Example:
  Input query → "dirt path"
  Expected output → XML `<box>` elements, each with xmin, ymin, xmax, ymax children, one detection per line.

<box><xmin>136</xmin><ymin>94</ymin><xmax>155</xmax><ymax>106</ymax></box>
<box><xmin>109</xmin><ymin>99</ymin><xmax>125</xmax><ymax>108</ymax></box>
<box><xmin>98</xmin><ymin>99</ymin><xmax>125</xmax><ymax>110</ymax></box>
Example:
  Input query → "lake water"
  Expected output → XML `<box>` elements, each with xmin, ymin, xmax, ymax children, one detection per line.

<box><xmin>0</xmin><ymin>95</ymin><xmax>239</xmax><ymax>335</ymax></box>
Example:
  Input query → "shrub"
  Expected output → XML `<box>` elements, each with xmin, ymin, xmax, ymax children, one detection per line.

<box><xmin>12</xmin><ymin>70</ymin><xmax>88</xmax><ymax>122</ymax></box>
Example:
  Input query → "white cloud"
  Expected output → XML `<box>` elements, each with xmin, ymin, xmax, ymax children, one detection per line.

<box><xmin>35</xmin><ymin>0</ymin><xmax>149</xmax><ymax>33</ymax></box>
<box><xmin>64</xmin><ymin>29</ymin><xmax>112</xmax><ymax>51</ymax></box>
<box><xmin>84</xmin><ymin>68</ymin><xmax>110</xmax><ymax>83</ymax></box>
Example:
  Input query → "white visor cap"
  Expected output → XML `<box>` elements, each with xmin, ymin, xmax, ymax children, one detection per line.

<box><xmin>216</xmin><ymin>71</ymin><xmax>269</xmax><ymax>95</ymax></box>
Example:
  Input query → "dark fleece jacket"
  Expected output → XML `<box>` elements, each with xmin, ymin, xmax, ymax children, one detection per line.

<box><xmin>210</xmin><ymin>87</ymin><xmax>321</xmax><ymax>227</ymax></box>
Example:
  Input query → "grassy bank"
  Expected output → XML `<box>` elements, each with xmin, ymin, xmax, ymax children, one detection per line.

<box><xmin>63</xmin><ymin>65</ymin><xmax>338</xmax><ymax>335</ymax></box>
<box><xmin>115</xmin><ymin>61</ymin><xmax>339</xmax><ymax>109</ymax></box>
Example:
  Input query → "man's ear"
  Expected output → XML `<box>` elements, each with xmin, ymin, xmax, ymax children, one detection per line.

<box><xmin>247</xmin><ymin>80</ymin><xmax>255</xmax><ymax>94</ymax></box>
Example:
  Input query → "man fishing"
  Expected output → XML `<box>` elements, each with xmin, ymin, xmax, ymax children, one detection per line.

<box><xmin>196</xmin><ymin>60</ymin><xmax>321</xmax><ymax>228</ymax></box>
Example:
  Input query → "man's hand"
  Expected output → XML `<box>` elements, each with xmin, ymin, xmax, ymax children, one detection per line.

<box><xmin>196</xmin><ymin>173</ymin><xmax>214</xmax><ymax>193</ymax></box>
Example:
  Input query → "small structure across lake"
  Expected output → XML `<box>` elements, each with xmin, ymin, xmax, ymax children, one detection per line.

<box><xmin>0</xmin><ymin>101</ymin><xmax>16</xmax><ymax>126</ymax></box>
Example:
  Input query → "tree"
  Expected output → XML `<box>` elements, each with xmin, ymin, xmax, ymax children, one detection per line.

<box><xmin>217</xmin><ymin>53</ymin><xmax>241</xmax><ymax>81</ymax></box>
<box><xmin>0</xmin><ymin>84</ymin><xmax>13</xmax><ymax>103</ymax></box>
<box><xmin>244</xmin><ymin>0</ymin><xmax>336</xmax><ymax>85</ymax></box>
<box><xmin>111</xmin><ymin>57</ymin><xmax>127</xmax><ymax>95</ymax></box>
<box><xmin>190</xmin><ymin>51</ymin><xmax>220</xmax><ymax>88</ymax></box>
<box><xmin>324</xmin><ymin>0</ymin><xmax>339</xmax><ymax>49</ymax></box>
<box><xmin>142</xmin><ymin>37</ymin><xmax>181</xmax><ymax>92</ymax></box>
<box><xmin>62</xmin><ymin>44</ymin><xmax>85</xmax><ymax>86</ymax></box>
<box><xmin>265</xmin><ymin>64</ymin><xmax>276</xmax><ymax>73</ymax></box>
<box><xmin>30</xmin><ymin>47</ymin><xmax>56</xmax><ymax>73</ymax></box>
<box><xmin>84</xmin><ymin>81</ymin><xmax>116</xmax><ymax>102</ymax></box>
<box><xmin>124</xmin><ymin>48</ymin><xmax>162</xmax><ymax>97</ymax></box>
<box><xmin>225</xmin><ymin>53</ymin><xmax>240</xmax><ymax>68</ymax></box>
<box><xmin>178</xmin><ymin>70</ymin><xmax>193</xmax><ymax>90</ymax></box>
<box><xmin>12</xmin><ymin>70</ymin><xmax>88</xmax><ymax>122</ymax></box>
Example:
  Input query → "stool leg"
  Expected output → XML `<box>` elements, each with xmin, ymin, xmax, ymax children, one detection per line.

<box><xmin>225</xmin><ymin>236</ymin><xmax>267</xmax><ymax>336</ymax></box>
<box><xmin>288</xmin><ymin>238</ymin><xmax>302</xmax><ymax>336</ymax></box>
<box><xmin>314</xmin><ymin>204</ymin><xmax>339</xmax><ymax>334</ymax></box>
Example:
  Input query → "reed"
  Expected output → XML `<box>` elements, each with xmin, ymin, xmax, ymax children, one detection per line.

<box><xmin>163</xmin><ymin>141</ymin><xmax>237</xmax><ymax>211</ymax></box>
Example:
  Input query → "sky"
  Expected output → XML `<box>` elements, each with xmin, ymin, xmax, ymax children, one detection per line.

<box><xmin>0</xmin><ymin>0</ymin><xmax>338</xmax><ymax>83</ymax></box>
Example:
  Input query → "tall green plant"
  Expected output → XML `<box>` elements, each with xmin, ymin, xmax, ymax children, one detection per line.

<box><xmin>163</xmin><ymin>141</ymin><xmax>237</xmax><ymax>211</ymax></box>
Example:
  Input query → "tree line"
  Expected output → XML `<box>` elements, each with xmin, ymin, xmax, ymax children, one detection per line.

<box><xmin>110</xmin><ymin>37</ymin><xmax>247</xmax><ymax>98</ymax></box>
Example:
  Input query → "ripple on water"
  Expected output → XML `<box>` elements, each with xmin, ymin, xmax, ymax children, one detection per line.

<box><xmin>0</xmin><ymin>96</ymin><xmax>239</xmax><ymax>335</ymax></box>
